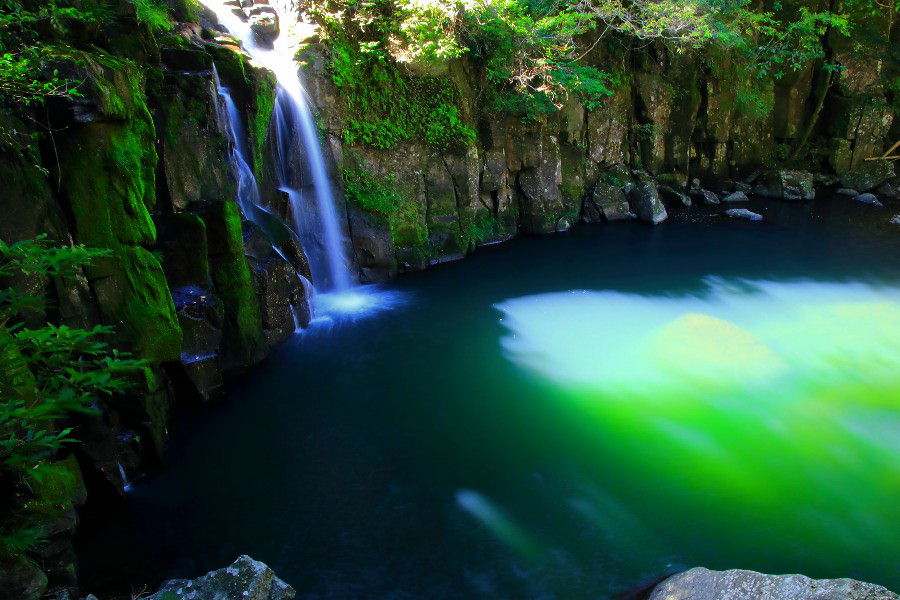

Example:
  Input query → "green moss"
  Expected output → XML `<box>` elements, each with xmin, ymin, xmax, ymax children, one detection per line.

<box><xmin>342</xmin><ymin>167</ymin><xmax>427</xmax><ymax>249</ymax></box>
<box><xmin>61</xmin><ymin>120</ymin><xmax>158</xmax><ymax>248</ymax></box>
<box><xmin>135</xmin><ymin>0</ymin><xmax>174</xmax><ymax>34</ymax></box>
<box><xmin>329</xmin><ymin>38</ymin><xmax>475</xmax><ymax>150</ymax></box>
<box><xmin>252</xmin><ymin>72</ymin><xmax>277</xmax><ymax>176</ymax></box>
<box><xmin>206</xmin><ymin>44</ymin><xmax>250</xmax><ymax>88</ymax></box>
<box><xmin>57</xmin><ymin>53</ymin><xmax>159</xmax><ymax>249</ymax></box>
<box><xmin>28</xmin><ymin>456</ymin><xmax>86</xmax><ymax>509</ymax></box>
<box><xmin>205</xmin><ymin>201</ymin><xmax>266</xmax><ymax>365</ymax></box>
<box><xmin>87</xmin><ymin>247</ymin><xmax>183</xmax><ymax>362</ymax></box>
<box><xmin>463</xmin><ymin>209</ymin><xmax>500</xmax><ymax>247</ymax></box>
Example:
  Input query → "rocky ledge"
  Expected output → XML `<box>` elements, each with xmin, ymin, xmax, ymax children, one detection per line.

<box><xmin>649</xmin><ymin>567</ymin><xmax>898</xmax><ymax>600</ymax></box>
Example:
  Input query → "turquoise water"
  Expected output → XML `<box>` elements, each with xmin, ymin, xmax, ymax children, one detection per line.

<box><xmin>78</xmin><ymin>197</ymin><xmax>899</xmax><ymax>598</ymax></box>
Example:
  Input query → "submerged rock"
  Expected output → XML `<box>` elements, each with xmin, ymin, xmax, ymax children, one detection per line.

<box><xmin>628</xmin><ymin>181</ymin><xmax>668</xmax><ymax>224</ymax></box>
<box><xmin>726</xmin><ymin>208</ymin><xmax>763</xmax><ymax>221</ymax></box>
<box><xmin>836</xmin><ymin>188</ymin><xmax>859</xmax><ymax>196</ymax></box>
<box><xmin>722</xmin><ymin>191</ymin><xmax>749</xmax><ymax>203</ymax></box>
<box><xmin>754</xmin><ymin>170</ymin><xmax>815</xmax><ymax>201</ymax></box>
<box><xmin>853</xmin><ymin>193</ymin><xmax>884</xmax><ymax>207</ymax></box>
<box><xmin>891</xmin><ymin>214</ymin><xmax>900</xmax><ymax>225</ymax></box>
<box><xmin>648</xmin><ymin>567</ymin><xmax>898</xmax><ymax>600</ymax></box>
<box><xmin>148</xmin><ymin>555</ymin><xmax>295</xmax><ymax>600</ymax></box>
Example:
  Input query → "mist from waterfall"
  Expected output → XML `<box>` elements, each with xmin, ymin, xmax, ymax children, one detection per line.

<box><xmin>200</xmin><ymin>0</ymin><xmax>353</xmax><ymax>294</ymax></box>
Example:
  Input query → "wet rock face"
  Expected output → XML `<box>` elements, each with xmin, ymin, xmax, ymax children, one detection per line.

<box><xmin>648</xmin><ymin>567</ymin><xmax>898</xmax><ymax>600</ymax></box>
<box><xmin>148</xmin><ymin>555</ymin><xmax>296</xmax><ymax>600</ymax></box>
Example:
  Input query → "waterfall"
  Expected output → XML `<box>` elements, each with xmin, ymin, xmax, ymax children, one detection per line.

<box><xmin>212</xmin><ymin>65</ymin><xmax>261</xmax><ymax>219</ymax></box>
<box><xmin>200</xmin><ymin>0</ymin><xmax>352</xmax><ymax>293</ymax></box>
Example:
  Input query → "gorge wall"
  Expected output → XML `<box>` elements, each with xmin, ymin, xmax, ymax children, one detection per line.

<box><xmin>0</xmin><ymin>0</ymin><xmax>896</xmax><ymax>596</ymax></box>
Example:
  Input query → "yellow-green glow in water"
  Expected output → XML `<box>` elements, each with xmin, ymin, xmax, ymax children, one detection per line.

<box><xmin>496</xmin><ymin>278</ymin><xmax>900</xmax><ymax>576</ymax></box>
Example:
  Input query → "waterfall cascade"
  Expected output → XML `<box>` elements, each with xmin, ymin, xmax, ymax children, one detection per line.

<box><xmin>202</xmin><ymin>0</ymin><xmax>400</xmax><ymax>320</ymax></box>
<box><xmin>212</xmin><ymin>65</ymin><xmax>261</xmax><ymax>219</ymax></box>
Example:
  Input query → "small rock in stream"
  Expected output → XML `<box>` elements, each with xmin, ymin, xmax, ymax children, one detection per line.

<box><xmin>690</xmin><ymin>189</ymin><xmax>720</xmax><ymax>206</ymax></box>
<box><xmin>853</xmin><ymin>193</ymin><xmax>883</xmax><ymax>207</ymax></box>
<box><xmin>891</xmin><ymin>214</ymin><xmax>900</xmax><ymax>225</ymax></box>
<box><xmin>725</xmin><ymin>208</ymin><xmax>763</xmax><ymax>221</ymax></box>
<box><xmin>722</xmin><ymin>191</ymin><xmax>750</xmax><ymax>203</ymax></box>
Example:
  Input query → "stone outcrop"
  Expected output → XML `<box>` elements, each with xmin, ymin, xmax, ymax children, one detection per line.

<box><xmin>629</xmin><ymin>181</ymin><xmax>668</xmax><ymax>224</ymax></box>
<box><xmin>754</xmin><ymin>170</ymin><xmax>815</xmax><ymax>201</ymax></box>
<box><xmin>583</xmin><ymin>182</ymin><xmax>633</xmax><ymax>222</ymax></box>
<box><xmin>649</xmin><ymin>567</ymin><xmax>898</xmax><ymax>600</ymax></box>
<box><xmin>148</xmin><ymin>555</ymin><xmax>296</xmax><ymax>600</ymax></box>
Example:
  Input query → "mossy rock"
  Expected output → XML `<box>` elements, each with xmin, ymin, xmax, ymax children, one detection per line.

<box><xmin>156</xmin><ymin>213</ymin><xmax>211</xmax><ymax>288</ymax></box>
<box><xmin>251</xmin><ymin>70</ymin><xmax>278</xmax><ymax>178</ymax></box>
<box><xmin>87</xmin><ymin>247</ymin><xmax>183</xmax><ymax>363</ymax></box>
<box><xmin>29</xmin><ymin>455</ymin><xmax>87</xmax><ymax>509</ymax></box>
<box><xmin>47</xmin><ymin>49</ymin><xmax>150</xmax><ymax>122</ymax></box>
<box><xmin>157</xmin><ymin>72</ymin><xmax>233</xmax><ymax>210</ymax></box>
<box><xmin>203</xmin><ymin>201</ymin><xmax>267</xmax><ymax>368</ymax></box>
<box><xmin>58</xmin><ymin>117</ymin><xmax>158</xmax><ymax>248</ymax></box>
<box><xmin>205</xmin><ymin>43</ymin><xmax>252</xmax><ymax>88</ymax></box>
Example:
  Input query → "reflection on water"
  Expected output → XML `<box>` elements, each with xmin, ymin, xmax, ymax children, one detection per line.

<box><xmin>496</xmin><ymin>278</ymin><xmax>900</xmax><ymax>576</ymax></box>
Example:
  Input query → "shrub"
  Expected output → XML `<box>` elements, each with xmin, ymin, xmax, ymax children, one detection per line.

<box><xmin>0</xmin><ymin>237</ymin><xmax>145</xmax><ymax>560</ymax></box>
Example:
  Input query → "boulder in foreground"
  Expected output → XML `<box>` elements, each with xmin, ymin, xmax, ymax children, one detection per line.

<box><xmin>649</xmin><ymin>567</ymin><xmax>898</xmax><ymax>600</ymax></box>
<box><xmin>148</xmin><ymin>555</ymin><xmax>295</xmax><ymax>600</ymax></box>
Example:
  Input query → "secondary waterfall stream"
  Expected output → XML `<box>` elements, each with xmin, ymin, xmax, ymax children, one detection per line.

<box><xmin>203</xmin><ymin>0</ymin><xmax>387</xmax><ymax>317</ymax></box>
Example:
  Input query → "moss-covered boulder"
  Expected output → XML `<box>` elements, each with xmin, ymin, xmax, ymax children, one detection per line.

<box><xmin>203</xmin><ymin>201</ymin><xmax>267</xmax><ymax>369</ymax></box>
<box><xmin>87</xmin><ymin>247</ymin><xmax>183</xmax><ymax>362</ymax></box>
